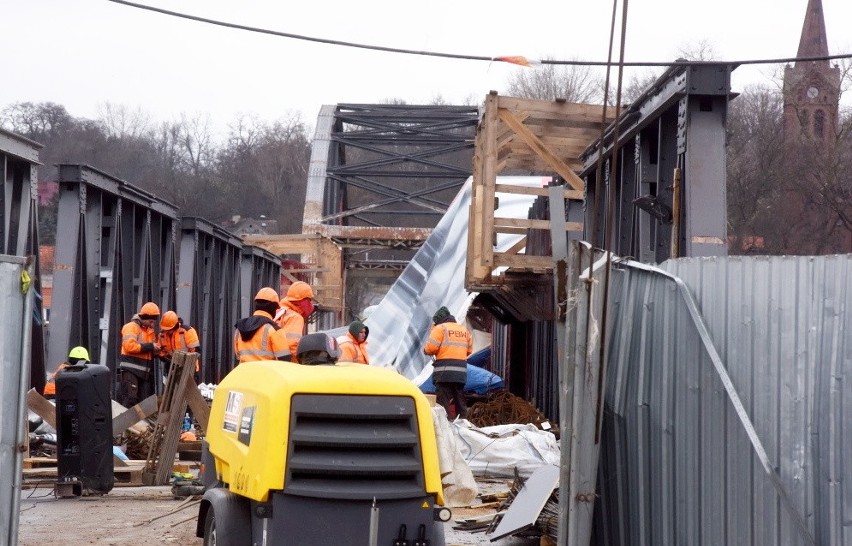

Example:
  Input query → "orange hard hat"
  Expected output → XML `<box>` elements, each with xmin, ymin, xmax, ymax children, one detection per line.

<box><xmin>254</xmin><ymin>287</ymin><xmax>280</xmax><ymax>304</ymax></box>
<box><xmin>284</xmin><ymin>281</ymin><xmax>314</xmax><ymax>302</ymax></box>
<box><xmin>139</xmin><ymin>302</ymin><xmax>160</xmax><ymax>317</ymax></box>
<box><xmin>160</xmin><ymin>311</ymin><xmax>178</xmax><ymax>330</ymax></box>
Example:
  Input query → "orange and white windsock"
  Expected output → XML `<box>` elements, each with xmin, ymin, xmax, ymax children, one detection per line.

<box><xmin>493</xmin><ymin>56</ymin><xmax>541</xmax><ymax>67</ymax></box>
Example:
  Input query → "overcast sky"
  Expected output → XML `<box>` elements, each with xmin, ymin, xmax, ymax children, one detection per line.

<box><xmin>2</xmin><ymin>0</ymin><xmax>850</xmax><ymax>136</ymax></box>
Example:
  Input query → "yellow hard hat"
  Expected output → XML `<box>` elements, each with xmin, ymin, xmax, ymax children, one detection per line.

<box><xmin>254</xmin><ymin>287</ymin><xmax>280</xmax><ymax>304</ymax></box>
<box><xmin>160</xmin><ymin>311</ymin><xmax>179</xmax><ymax>330</ymax></box>
<box><xmin>68</xmin><ymin>346</ymin><xmax>90</xmax><ymax>362</ymax></box>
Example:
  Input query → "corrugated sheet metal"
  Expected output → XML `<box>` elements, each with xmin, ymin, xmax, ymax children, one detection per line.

<box><xmin>594</xmin><ymin>254</ymin><xmax>852</xmax><ymax>545</ymax></box>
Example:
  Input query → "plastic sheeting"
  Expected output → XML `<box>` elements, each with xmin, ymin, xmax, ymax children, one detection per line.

<box><xmin>417</xmin><ymin>364</ymin><xmax>504</xmax><ymax>395</ymax></box>
<box><xmin>431</xmin><ymin>406</ymin><xmax>478</xmax><ymax>507</ymax></box>
<box><xmin>451</xmin><ymin>421</ymin><xmax>561</xmax><ymax>479</ymax></box>
<box><xmin>365</xmin><ymin>177</ymin><xmax>547</xmax><ymax>378</ymax></box>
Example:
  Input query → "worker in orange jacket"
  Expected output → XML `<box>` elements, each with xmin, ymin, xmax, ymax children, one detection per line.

<box><xmin>273</xmin><ymin>281</ymin><xmax>316</xmax><ymax>362</ymax></box>
<box><xmin>233</xmin><ymin>287</ymin><xmax>290</xmax><ymax>364</ymax></box>
<box><xmin>423</xmin><ymin>306</ymin><xmax>472</xmax><ymax>419</ymax></box>
<box><xmin>118</xmin><ymin>301</ymin><xmax>161</xmax><ymax>407</ymax></box>
<box><xmin>43</xmin><ymin>346</ymin><xmax>90</xmax><ymax>399</ymax></box>
<box><xmin>158</xmin><ymin>310</ymin><xmax>201</xmax><ymax>372</ymax></box>
<box><xmin>337</xmin><ymin>320</ymin><xmax>369</xmax><ymax>364</ymax></box>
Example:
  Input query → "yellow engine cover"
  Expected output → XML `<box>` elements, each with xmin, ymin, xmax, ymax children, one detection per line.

<box><xmin>206</xmin><ymin>361</ymin><xmax>444</xmax><ymax>505</ymax></box>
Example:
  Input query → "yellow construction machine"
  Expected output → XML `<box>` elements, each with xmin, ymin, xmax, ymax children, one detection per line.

<box><xmin>196</xmin><ymin>343</ymin><xmax>449</xmax><ymax>546</ymax></box>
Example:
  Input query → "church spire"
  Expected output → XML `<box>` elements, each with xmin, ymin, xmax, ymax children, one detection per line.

<box><xmin>796</xmin><ymin>0</ymin><xmax>829</xmax><ymax>65</ymax></box>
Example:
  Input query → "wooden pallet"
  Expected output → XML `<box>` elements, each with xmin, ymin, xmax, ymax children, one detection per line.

<box><xmin>22</xmin><ymin>463</ymin><xmax>147</xmax><ymax>487</ymax></box>
<box><xmin>22</xmin><ymin>457</ymin><xmax>58</xmax><ymax>469</ymax></box>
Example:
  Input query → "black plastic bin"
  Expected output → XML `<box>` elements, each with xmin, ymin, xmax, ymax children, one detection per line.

<box><xmin>55</xmin><ymin>363</ymin><xmax>114</xmax><ymax>495</ymax></box>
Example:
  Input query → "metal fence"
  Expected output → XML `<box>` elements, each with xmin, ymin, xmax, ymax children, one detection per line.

<box><xmin>1</xmin><ymin>129</ymin><xmax>46</xmax><ymax>391</ymax></box>
<box><xmin>0</xmin><ymin>255</ymin><xmax>34</xmax><ymax>545</ymax></box>
<box><xmin>593</xmin><ymin>254</ymin><xmax>851</xmax><ymax>545</ymax></box>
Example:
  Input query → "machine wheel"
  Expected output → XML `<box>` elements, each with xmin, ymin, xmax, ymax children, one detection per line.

<box><xmin>203</xmin><ymin>507</ymin><xmax>218</xmax><ymax>546</ymax></box>
<box><xmin>200</xmin><ymin>490</ymin><xmax>251</xmax><ymax>546</ymax></box>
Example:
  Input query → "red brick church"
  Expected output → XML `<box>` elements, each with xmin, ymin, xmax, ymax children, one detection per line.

<box><xmin>780</xmin><ymin>0</ymin><xmax>851</xmax><ymax>253</ymax></box>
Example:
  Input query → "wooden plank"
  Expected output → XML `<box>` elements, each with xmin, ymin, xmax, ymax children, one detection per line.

<box><xmin>184</xmin><ymin>379</ymin><xmax>210</xmax><ymax>436</ymax></box>
<box><xmin>497</xmin><ymin>109</ymin><xmax>586</xmax><ymax>192</ymax></box>
<box><xmin>495</xmin><ymin>184</ymin><xmax>584</xmax><ymax>201</ymax></box>
<box><xmin>501</xmin><ymin>156</ymin><xmax>585</xmax><ymax>173</ymax></box>
<box><xmin>503</xmin><ymin>237</ymin><xmax>528</xmax><ymax>255</ymax></box>
<box><xmin>495</xmin><ymin>96</ymin><xmax>613</xmax><ymax>123</ymax></box>
<box><xmin>482</xmin><ymin>94</ymin><xmax>499</xmax><ymax>269</ymax></box>
<box><xmin>494</xmin><ymin>218</ymin><xmax>584</xmax><ymax>232</ymax></box>
<box><xmin>26</xmin><ymin>389</ymin><xmax>56</xmax><ymax>429</ymax></box>
<box><xmin>111</xmin><ymin>395</ymin><xmax>158</xmax><ymax>436</ymax></box>
<box><xmin>503</xmin><ymin>140</ymin><xmax>592</xmax><ymax>158</ymax></box>
<box><xmin>144</xmin><ymin>352</ymin><xmax>199</xmax><ymax>485</ymax></box>
<box><xmin>494</xmin><ymin>226</ymin><xmax>532</xmax><ymax>235</ymax></box>
<box><xmin>23</xmin><ymin>457</ymin><xmax>56</xmax><ymax>469</ymax></box>
<box><xmin>493</xmin><ymin>254</ymin><xmax>557</xmax><ymax>269</ymax></box>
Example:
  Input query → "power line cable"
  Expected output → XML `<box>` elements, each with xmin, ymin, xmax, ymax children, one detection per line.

<box><xmin>107</xmin><ymin>0</ymin><xmax>852</xmax><ymax>68</ymax></box>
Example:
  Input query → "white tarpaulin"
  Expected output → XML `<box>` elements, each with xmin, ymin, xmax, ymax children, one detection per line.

<box><xmin>450</xmin><ymin>420</ymin><xmax>561</xmax><ymax>479</ymax></box>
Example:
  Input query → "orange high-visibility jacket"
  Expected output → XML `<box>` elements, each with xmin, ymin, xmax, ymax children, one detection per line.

<box><xmin>274</xmin><ymin>303</ymin><xmax>305</xmax><ymax>362</ymax></box>
<box><xmin>423</xmin><ymin>322</ymin><xmax>473</xmax><ymax>361</ymax></box>
<box><xmin>336</xmin><ymin>332</ymin><xmax>369</xmax><ymax>364</ymax></box>
<box><xmin>120</xmin><ymin>319</ymin><xmax>157</xmax><ymax>371</ymax></box>
<box><xmin>159</xmin><ymin>326</ymin><xmax>201</xmax><ymax>369</ymax></box>
<box><xmin>233</xmin><ymin>310</ymin><xmax>290</xmax><ymax>364</ymax></box>
<box><xmin>43</xmin><ymin>362</ymin><xmax>69</xmax><ymax>396</ymax></box>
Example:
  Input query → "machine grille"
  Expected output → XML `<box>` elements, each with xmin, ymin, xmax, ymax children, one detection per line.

<box><xmin>284</xmin><ymin>394</ymin><xmax>426</xmax><ymax>500</ymax></box>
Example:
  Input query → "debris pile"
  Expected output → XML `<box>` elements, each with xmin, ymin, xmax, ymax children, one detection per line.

<box><xmin>488</xmin><ymin>465</ymin><xmax>560</xmax><ymax>543</ymax></box>
<box><xmin>467</xmin><ymin>390</ymin><xmax>555</xmax><ymax>433</ymax></box>
<box><xmin>117</xmin><ymin>428</ymin><xmax>155</xmax><ymax>460</ymax></box>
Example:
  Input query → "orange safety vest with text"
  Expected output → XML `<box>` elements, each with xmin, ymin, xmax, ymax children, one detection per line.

<box><xmin>423</xmin><ymin>322</ymin><xmax>473</xmax><ymax>361</ymax></box>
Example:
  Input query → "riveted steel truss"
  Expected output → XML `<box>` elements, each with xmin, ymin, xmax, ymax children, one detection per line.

<box><xmin>304</xmin><ymin>103</ymin><xmax>480</xmax><ymax>235</ymax></box>
<box><xmin>177</xmin><ymin>217</ymin><xmax>279</xmax><ymax>383</ymax></box>
<box><xmin>301</xmin><ymin>103</ymin><xmax>479</xmax><ymax>321</ymax></box>
<box><xmin>0</xmin><ymin>128</ymin><xmax>46</xmax><ymax>390</ymax></box>
<box><xmin>49</xmin><ymin>165</ymin><xmax>180</xmax><ymax>374</ymax></box>
<box><xmin>49</xmin><ymin>167</ymin><xmax>280</xmax><ymax>384</ymax></box>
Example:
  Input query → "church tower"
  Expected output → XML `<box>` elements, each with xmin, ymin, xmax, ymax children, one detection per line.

<box><xmin>777</xmin><ymin>0</ymin><xmax>850</xmax><ymax>254</ymax></box>
<box><xmin>783</xmin><ymin>0</ymin><xmax>840</xmax><ymax>144</ymax></box>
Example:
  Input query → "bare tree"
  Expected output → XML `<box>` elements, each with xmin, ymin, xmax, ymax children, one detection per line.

<box><xmin>505</xmin><ymin>58</ymin><xmax>603</xmax><ymax>103</ymax></box>
<box><xmin>0</xmin><ymin>101</ymin><xmax>74</xmax><ymax>139</ymax></box>
<box><xmin>676</xmin><ymin>38</ymin><xmax>719</xmax><ymax>62</ymax></box>
<box><xmin>218</xmin><ymin>113</ymin><xmax>311</xmax><ymax>232</ymax></box>
<box><xmin>96</xmin><ymin>103</ymin><xmax>152</xmax><ymax>140</ymax></box>
<box><xmin>725</xmin><ymin>85</ymin><xmax>787</xmax><ymax>252</ymax></box>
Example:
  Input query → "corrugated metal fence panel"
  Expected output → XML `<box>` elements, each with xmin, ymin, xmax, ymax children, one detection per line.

<box><xmin>594</xmin><ymin>254</ymin><xmax>852</xmax><ymax>545</ymax></box>
<box><xmin>1</xmin><ymin>130</ymin><xmax>46</xmax><ymax>393</ymax></box>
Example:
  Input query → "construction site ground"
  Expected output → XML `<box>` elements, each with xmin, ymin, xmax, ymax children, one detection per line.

<box><xmin>18</xmin><ymin>479</ymin><xmax>540</xmax><ymax>546</ymax></box>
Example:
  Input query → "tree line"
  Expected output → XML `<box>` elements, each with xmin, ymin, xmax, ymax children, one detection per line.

<box><xmin>0</xmin><ymin>102</ymin><xmax>311</xmax><ymax>243</ymax></box>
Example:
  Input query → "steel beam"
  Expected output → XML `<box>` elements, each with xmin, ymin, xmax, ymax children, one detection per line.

<box><xmin>581</xmin><ymin>64</ymin><xmax>733</xmax><ymax>261</ymax></box>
